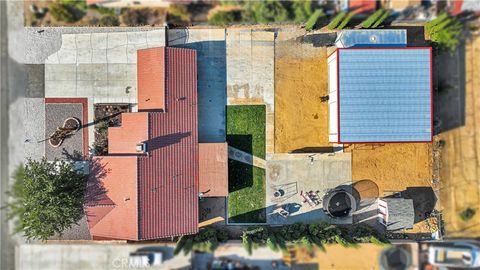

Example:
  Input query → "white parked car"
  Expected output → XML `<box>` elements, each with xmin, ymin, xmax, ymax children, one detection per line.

<box><xmin>129</xmin><ymin>251</ymin><xmax>163</xmax><ymax>268</ymax></box>
<box><xmin>428</xmin><ymin>242</ymin><xmax>480</xmax><ymax>268</ymax></box>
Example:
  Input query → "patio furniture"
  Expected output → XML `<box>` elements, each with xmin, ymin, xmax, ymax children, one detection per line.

<box><xmin>300</xmin><ymin>191</ymin><xmax>316</xmax><ymax>207</ymax></box>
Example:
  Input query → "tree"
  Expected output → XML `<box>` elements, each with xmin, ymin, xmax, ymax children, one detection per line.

<box><xmin>208</xmin><ymin>10</ymin><xmax>238</xmax><ymax>25</ymax></box>
<box><xmin>99</xmin><ymin>15</ymin><xmax>120</xmax><ymax>26</ymax></box>
<box><xmin>5</xmin><ymin>158</ymin><xmax>88</xmax><ymax>241</ymax></box>
<box><xmin>305</xmin><ymin>9</ymin><xmax>326</xmax><ymax>31</ymax></box>
<box><xmin>327</xmin><ymin>11</ymin><xmax>346</xmax><ymax>30</ymax></box>
<box><xmin>425</xmin><ymin>13</ymin><xmax>463</xmax><ymax>51</ymax></box>
<box><xmin>173</xmin><ymin>228</ymin><xmax>229</xmax><ymax>255</ymax></box>
<box><xmin>292</xmin><ymin>0</ymin><xmax>313</xmax><ymax>23</ymax></box>
<box><xmin>243</xmin><ymin>0</ymin><xmax>289</xmax><ymax>24</ymax></box>
<box><xmin>361</xmin><ymin>9</ymin><xmax>385</xmax><ymax>28</ymax></box>
<box><xmin>49</xmin><ymin>2</ymin><xmax>83</xmax><ymax>23</ymax></box>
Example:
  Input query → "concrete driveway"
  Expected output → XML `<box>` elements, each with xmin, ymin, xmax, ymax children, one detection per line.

<box><xmin>266</xmin><ymin>152</ymin><xmax>352</xmax><ymax>225</ymax></box>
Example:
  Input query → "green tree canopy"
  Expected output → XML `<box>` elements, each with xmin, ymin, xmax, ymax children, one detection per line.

<box><xmin>292</xmin><ymin>0</ymin><xmax>313</xmax><ymax>23</ymax></box>
<box><xmin>243</xmin><ymin>0</ymin><xmax>289</xmax><ymax>24</ymax></box>
<box><xmin>5</xmin><ymin>158</ymin><xmax>88</xmax><ymax>241</ymax></box>
<box><xmin>426</xmin><ymin>13</ymin><xmax>463</xmax><ymax>51</ymax></box>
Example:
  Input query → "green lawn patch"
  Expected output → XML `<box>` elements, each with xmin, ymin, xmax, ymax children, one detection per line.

<box><xmin>226</xmin><ymin>105</ymin><xmax>266</xmax><ymax>159</ymax></box>
<box><xmin>228</xmin><ymin>160</ymin><xmax>266</xmax><ymax>223</ymax></box>
<box><xmin>226</xmin><ymin>105</ymin><xmax>266</xmax><ymax>223</ymax></box>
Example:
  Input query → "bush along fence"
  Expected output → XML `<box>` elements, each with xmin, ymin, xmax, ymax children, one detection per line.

<box><xmin>173</xmin><ymin>223</ymin><xmax>389</xmax><ymax>256</ymax></box>
<box><xmin>425</xmin><ymin>12</ymin><xmax>463</xmax><ymax>52</ymax></box>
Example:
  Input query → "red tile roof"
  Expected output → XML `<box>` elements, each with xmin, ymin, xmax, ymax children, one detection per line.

<box><xmin>85</xmin><ymin>156</ymin><xmax>139</xmax><ymax>240</ymax></box>
<box><xmin>199</xmin><ymin>143</ymin><xmax>228</xmax><ymax>197</ymax></box>
<box><xmin>138</xmin><ymin>48</ymin><xmax>198</xmax><ymax>239</ymax></box>
<box><xmin>108</xmin><ymin>112</ymin><xmax>149</xmax><ymax>154</ymax></box>
<box><xmin>85</xmin><ymin>47</ymin><xmax>199</xmax><ymax>240</ymax></box>
<box><xmin>138</xmin><ymin>48</ymin><xmax>166</xmax><ymax>111</ymax></box>
<box><xmin>348</xmin><ymin>0</ymin><xmax>376</xmax><ymax>14</ymax></box>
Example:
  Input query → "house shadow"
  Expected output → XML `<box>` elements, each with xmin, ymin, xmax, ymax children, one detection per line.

<box><xmin>168</xmin><ymin>30</ymin><xmax>227</xmax><ymax>143</ymax></box>
<box><xmin>290</xmin><ymin>146</ymin><xmax>343</xmax><ymax>154</ymax></box>
<box><xmin>227</xmin><ymin>135</ymin><xmax>253</xmax><ymax>193</ymax></box>
<box><xmin>145</xmin><ymin>132</ymin><xmax>191</xmax><ymax>151</ymax></box>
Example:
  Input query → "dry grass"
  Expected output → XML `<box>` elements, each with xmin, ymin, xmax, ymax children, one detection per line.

<box><xmin>274</xmin><ymin>37</ymin><xmax>330</xmax><ymax>153</ymax></box>
<box><xmin>439</xmin><ymin>35</ymin><xmax>480</xmax><ymax>236</ymax></box>
<box><xmin>351</xmin><ymin>143</ymin><xmax>433</xmax><ymax>195</ymax></box>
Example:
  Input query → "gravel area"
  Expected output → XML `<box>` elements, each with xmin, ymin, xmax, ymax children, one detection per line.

<box><xmin>45</xmin><ymin>103</ymin><xmax>83</xmax><ymax>161</ymax></box>
<box><xmin>49</xmin><ymin>216</ymin><xmax>91</xmax><ymax>240</ymax></box>
<box><xmin>25</xmin><ymin>27</ymin><xmax>165</xmax><ymax>64</ymax></box>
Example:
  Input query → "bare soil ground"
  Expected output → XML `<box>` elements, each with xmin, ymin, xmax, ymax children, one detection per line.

<box><xmin>351</xmin><ymin>143</ymin><xmax>433</xmax><ymax>195</ymax></box>
<box><xmin>439</xmin><ymin>35</ymin><xmax>480</xmax><ymax>237</ymax></box>
<box><xmin>274</xmin><ymin>33</ymin><xmax>330</xmax><ymax>153</ymax></box>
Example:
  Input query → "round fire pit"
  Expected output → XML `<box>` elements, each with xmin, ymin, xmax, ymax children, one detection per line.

<box><xmin>323</xmin><ymin>189</ymin><xmax>357</xmax><ymax>218</ymax></box>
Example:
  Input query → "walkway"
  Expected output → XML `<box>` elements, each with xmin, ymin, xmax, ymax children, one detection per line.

<box><xmin>228</xmin><ymin>146</ymin><xmax>266</xmax><ymax>169</ymax></box>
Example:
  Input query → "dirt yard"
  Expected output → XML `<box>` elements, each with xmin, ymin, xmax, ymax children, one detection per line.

<box><xmin>351</xmin><ymin>143</ymin><xmax>433</xmax><ymax>195</ymax></box>
<box><xmin>439</xmin><ymin>35</ymin><xmax>480</xmax><ymax>237</ymax></box>
<box><xmin>274</xmin><ymin>32</ymin><xmax>330</xmax><ymax>153</ymax></box>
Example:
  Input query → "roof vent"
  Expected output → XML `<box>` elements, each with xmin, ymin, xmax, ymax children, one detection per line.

<box><xmin>136</xmin><ymin>143</ymin><xmax>147</xmax><ymax>153</ymax></box>
<box><xmin>370</xmin><ymin>35</ymin><xmax>378</xmax><ymax>43</ymax></box>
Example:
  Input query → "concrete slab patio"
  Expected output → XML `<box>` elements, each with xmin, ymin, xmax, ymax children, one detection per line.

<box><xmin>266</xmin><ymin>153</ymin><xmax>352</xmax><ymax>225</ymax></box>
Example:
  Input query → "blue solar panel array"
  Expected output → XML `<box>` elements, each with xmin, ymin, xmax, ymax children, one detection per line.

<box><xmin>337</xmin><ymin>29</ymin><xmax>407</xmax><ymax>48</ymax></box>
<box><xmin>338</xmin><ymin>49</ymin><xmax>432</xmax><ymax>143</ymax></box>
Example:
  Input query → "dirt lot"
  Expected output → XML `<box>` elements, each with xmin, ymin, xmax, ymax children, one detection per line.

<box><xmin>274</xmin><ymin>33</ymin><xmax>330</xmax><ymax>153</ymax></box>
<box><xmin>439</xmin><ymin>35</ymin><xmax>480</xmax><ymax>237</ymax></box>
<box><xmin>351</xmin><ymin>143</ymin><xmax>433</xmax><ymax>195</ymax></box>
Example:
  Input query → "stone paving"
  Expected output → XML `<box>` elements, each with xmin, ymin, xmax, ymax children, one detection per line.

<box><xmin>266</xmin><ymin>152</ymin><xmax>352</xmax><ymax>225</ymax></box>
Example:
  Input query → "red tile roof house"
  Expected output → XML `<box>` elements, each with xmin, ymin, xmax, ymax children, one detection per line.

<box><xmin>84</xmin><ymin>47</ymin><xmax>228</xmax><ymax>240</ymax></box>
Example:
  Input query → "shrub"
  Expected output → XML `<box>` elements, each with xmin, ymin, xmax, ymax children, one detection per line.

<box><xmin>167</xmin><ymin>4</ymin><xmax>190</xmax><ymax>24</ymax></box>
<box><xmin>4</xmin><ymin>159</ymin><xmax>88</xmax><ymax>240</ymax></box>
<box><xmin>305</xmin><ymin>9</ymin><xmax>326</xmax><ymax>31</ymax></box>
<box><xmin>336</xmin><ymin>12</ymin><xmax>355</xmax><ymax>30</ymax></box>
<box><xmin>327</xmin><ymin>11</ymin><xmax>346</xmax><ymax>30</ymax></box>
<box><xmin>425</xmin><ymin>13</ymin><xmax>463</xmax><ymax>51</ymax></box>
<box><xmin>89</xmin><ymin>4</ymin><xmax>115</xmax><ymax>16</ymax></box>
<box><xmin>121</xmin><ymin>8</ymin><xmax>162</xmax><ymax>26</ymax></box>
<box><xmin>173</xmin><ymin>228</ymin><xmax>229</xmax><ymax>255</ymax></box>
<box><xmin>208</xmin><ymin>10</ymin><xmax>238</xmax><ymax>25</ymax></box>
<box><xmin>361</xmin><ymin>9</ymin><xmax>385</xmax><ymax>28</ymax></box>
<box><xmin>99</xmin><ymin>15</ymin><xmax>120</xmax><ymax>26</ymax></box>
<box><xmin>49</xmin><ymin>2</ymin><xmax>83</xmax><ymax>23</ymax></box>
<box><xmin>292</xmin><ymin>0</ymin><xmax>313</xmax><ymax>23</ymax></box>
<box><xmin>371</xmin><ymin>10</ymin><xmax>390</xmax><ymax>28</ymax></box>
<box><xmin>460</xmin><ymin>208</ymin><xmax>476</xmax><ymax>221</ymax></box>
<box><xmin>243</xmin><ymin>0</ymin><xmax>289</xmax><ymax>24</ymax></box>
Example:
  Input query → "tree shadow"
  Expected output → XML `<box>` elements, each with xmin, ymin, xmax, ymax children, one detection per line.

<box><xmin>83</xmin><ymin>158</ymin><xmax>112</xmax><ymax>207</ymax></box>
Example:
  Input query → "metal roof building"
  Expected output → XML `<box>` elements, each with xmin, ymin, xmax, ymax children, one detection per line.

<box><xmin>328</xmin><ymin>47</ymin><xmax>432</xmax><ymax>143</ymax></box>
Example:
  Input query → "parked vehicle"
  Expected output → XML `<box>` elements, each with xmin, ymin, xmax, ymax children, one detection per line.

<box><xmin>428</xmin><ymin>242</ymin><xmax>480</xmax><ymax>268</ymax></box>
<box><xmin>129</xmin><ymin>250</ymin><xmax>163</xmax><ymax>268</ymax></box>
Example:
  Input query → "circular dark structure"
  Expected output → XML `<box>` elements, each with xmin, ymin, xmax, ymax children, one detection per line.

<box><xmin>323</xmin><ymin>189</ymin><xmax>357</xmax><ymax>218</ymax></box>
<box><xmin>379</xmin><ymin>247</ymin><xmax>411</xmax><ymax>270</ymax></box>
